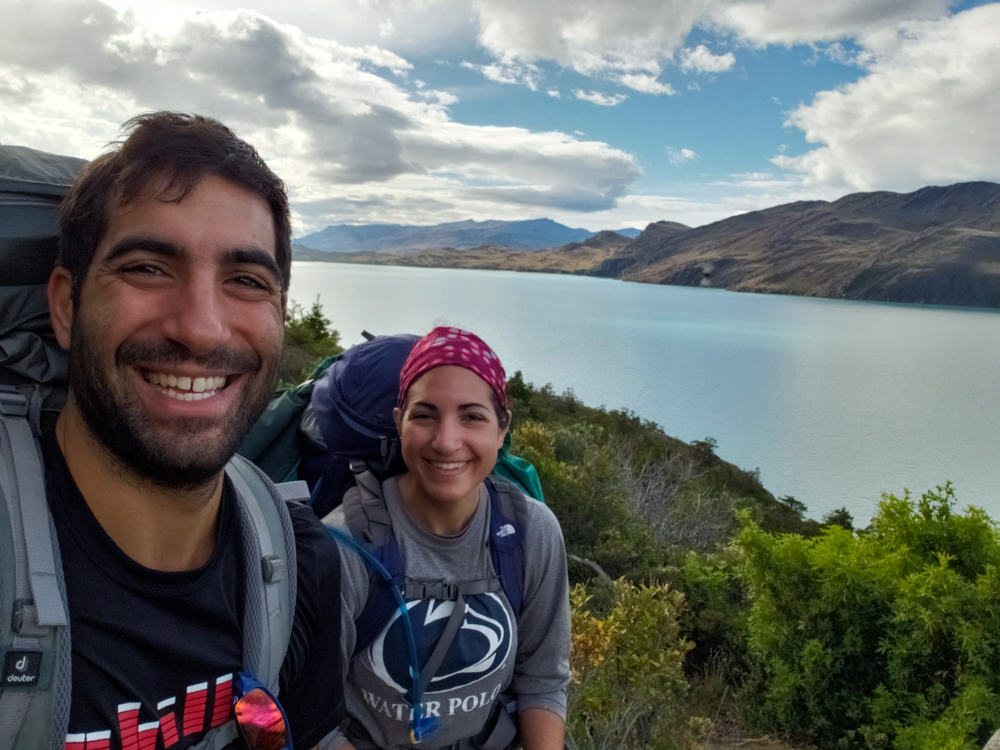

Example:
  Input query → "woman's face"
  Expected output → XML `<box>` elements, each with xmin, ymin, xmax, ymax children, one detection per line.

<box><xmin>394</xmin><ymin>365</ymin><xmax>509</xmax><ymax>509</ymax></box>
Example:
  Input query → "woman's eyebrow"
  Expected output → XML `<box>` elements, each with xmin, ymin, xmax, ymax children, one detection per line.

<box><xmin>458</xmin><ymin>402</ymin><xmax>490</xmax><ymax>410</ymax></box>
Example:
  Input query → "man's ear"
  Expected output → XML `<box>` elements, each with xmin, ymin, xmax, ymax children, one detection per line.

<box><xmin>47</xmin><ymin>266</ymin><xmax>74</xmax><ymax>350</ymax></box>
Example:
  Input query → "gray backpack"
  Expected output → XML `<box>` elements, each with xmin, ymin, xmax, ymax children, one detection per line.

<box><xmin>0</xmin><ymin>144</ymin><xmax>303</xmax><ymax>750</ymax></box>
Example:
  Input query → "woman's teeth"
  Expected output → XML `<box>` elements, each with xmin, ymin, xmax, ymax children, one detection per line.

<box><xmin>431</xmin><ymin>461</ymin><xmax>467</xmax><ymax>470</ymax></box>
<box><xmin>146</xmin><ymin>372</ymin><xmax>228</xmax><ymax>401</ymax></box>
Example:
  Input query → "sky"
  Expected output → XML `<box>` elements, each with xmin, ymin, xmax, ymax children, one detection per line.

<box><xmin>2</xmin><ymin>0</ymin><xmax>998</xmax><ymax>234</ymax></box>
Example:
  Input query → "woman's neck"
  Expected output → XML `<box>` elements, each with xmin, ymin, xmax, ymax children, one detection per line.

<box><xmin>395</xmin><ymin>473</ymin><xmax>482</xmax><ymax>536</ymax></box>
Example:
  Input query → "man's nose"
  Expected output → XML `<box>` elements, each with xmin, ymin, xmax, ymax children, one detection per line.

<box><xmin>160</xmin><ymin>274</ymin><xmax>228</xmax><ymax>355</ymax></box>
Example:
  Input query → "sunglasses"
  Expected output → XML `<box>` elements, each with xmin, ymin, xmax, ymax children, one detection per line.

<box><xmin>233</xmin><ymin>672</ymin><xmax>293</xmax><ymax>750</ymax></box>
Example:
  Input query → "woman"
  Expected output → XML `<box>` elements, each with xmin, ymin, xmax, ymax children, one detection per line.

<box><xmin>324</xmin><ymin>327</ymin><xmax>570</xmax><ymax>750</ymax></box>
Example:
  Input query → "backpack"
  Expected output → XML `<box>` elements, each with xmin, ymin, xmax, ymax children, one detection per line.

<box><xmin>0</xmin><ymin>144</ymin><xmax>301</xmax><ymax>750</ymax></box>
<box><xmin>238</xmin><ymin>333</ymin><xmax>545</xmax><ymax>519</ymax></box>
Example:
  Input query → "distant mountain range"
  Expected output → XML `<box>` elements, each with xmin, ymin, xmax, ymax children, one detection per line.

<box><xmin>599</xmin><ymin>182</ymin><xmax>1000</xmax><ymax>308</ymax></box>
<box><xmin>295</xmin><ymin>218</ymin><xmax>642</xmax><ymax>254</ymax></box>
<box><xmin>293</xmin><ymin>182</ymin><xmax>1000</xmax><ymax>309</ymax></box>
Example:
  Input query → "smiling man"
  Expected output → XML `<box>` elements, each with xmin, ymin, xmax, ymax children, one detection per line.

<box><xmin>33</xmin><ymin>112</ymin><xmax>343</xmax><ymax>750</ymax></box>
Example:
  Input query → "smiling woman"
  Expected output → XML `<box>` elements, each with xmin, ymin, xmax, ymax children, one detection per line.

<box><xmin>323</xmin><ymin>327</ymin><xmax>571</xmax><ymax>750</ymax></box>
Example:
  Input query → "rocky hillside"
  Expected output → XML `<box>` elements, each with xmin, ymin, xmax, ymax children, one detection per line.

<box><xmin>600</xmin><ymin>182</ymin><xmax>1000</xmax><ymax>307</ymax></box>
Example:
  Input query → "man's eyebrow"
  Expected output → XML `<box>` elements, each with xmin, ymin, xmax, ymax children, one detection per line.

<box><xmin>103</xmin><ymin>237</ymin><xmax>181</xmax><ymax>264</ymax></box>
<box><xmin>222</xmin><ymin>248</ymin><xmax>282</xmax><ymax>284</ymax></box>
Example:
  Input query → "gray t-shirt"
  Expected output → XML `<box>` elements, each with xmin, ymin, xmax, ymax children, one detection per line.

<box><xmin>322</xmin><ymin>477</ymin><xmax>570</xmax><ymax>750</ymax></box>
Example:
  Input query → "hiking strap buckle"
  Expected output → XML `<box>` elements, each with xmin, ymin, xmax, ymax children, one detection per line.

<box><xmin>404</xmin><ymin>581</ymin><xmax>459</xmax><ymax>600</ymax></box>
<box><xmin>0</xmin><ymin>386</ymin><xmax>29</xmax><ymax>417</ymax></box>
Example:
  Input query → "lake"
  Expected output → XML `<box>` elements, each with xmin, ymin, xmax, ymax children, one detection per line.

<box><xmin>288</xmin><ymin>261</ymin><xmax>1000</xmax><ymax>525</ymax></box>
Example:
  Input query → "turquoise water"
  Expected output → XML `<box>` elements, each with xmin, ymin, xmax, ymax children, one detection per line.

<box><xmin>289</xmin><ymin>261</ymin><xmax>1000</xmax><ymax>525</ymax></box>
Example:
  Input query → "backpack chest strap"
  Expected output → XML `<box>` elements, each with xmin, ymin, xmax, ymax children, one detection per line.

<box><xmin>402</xmin><ymin>577</ymin><xmax>501</xmax><ymax>601</ymax></box>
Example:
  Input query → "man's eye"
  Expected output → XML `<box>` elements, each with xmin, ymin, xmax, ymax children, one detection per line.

<box><xmin>121</xmin><ymin>262</ymin><xmax>163</xmax><ymax>275</ymax></box>
<box><xmin>233</xmin><ymin>275</ymin><xmax>269</xmax><ymax>291</ymax></box>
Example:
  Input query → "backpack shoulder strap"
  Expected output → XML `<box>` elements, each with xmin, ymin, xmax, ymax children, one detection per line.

<box><xmin>225</xmin><ymin>456</ymin><xmax>297</xmax><ymax>693</ymax></box>
<box><xmin>342</xmin><ymin>472</ymin><xmax>406</xmax><ymax>659</ymax></box>
<box><xmin>135</xmin><ymin>459</ymin><xmax>301</xmax><ymax>750</ymax></box>
<box><xmin>485</xmin><ymin>477</ymin><xmax>529</xmax><ymax>618</ymax></box>
<box><xmin>0</xmin><ymin>387</ymin><xmax>71</xmax><ymax>750</ymax></box>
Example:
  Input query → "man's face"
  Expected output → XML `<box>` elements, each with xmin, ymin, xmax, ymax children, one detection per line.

<box><xmin>67</xmin><ymin>174</ymin><xmax>284</xmax><ymax>490</ymax></box>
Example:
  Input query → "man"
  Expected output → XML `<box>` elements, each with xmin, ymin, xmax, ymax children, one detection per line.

<box><xmin>38</xmin><ymin>112</ymin><xmax>342</xmax><ymax>749</ymax></box>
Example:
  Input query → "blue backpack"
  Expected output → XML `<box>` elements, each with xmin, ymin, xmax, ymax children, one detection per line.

<box><xmin>247</xmin><ymin>332</ymin><xmax>545</xmax><ymax>518</ymax></box>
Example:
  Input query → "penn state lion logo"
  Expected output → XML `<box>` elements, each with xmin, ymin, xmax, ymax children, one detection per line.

<box><xmin>370</xmin><ymin>592</ymin><xmax>512</xmax><ymax>694</ymax></box>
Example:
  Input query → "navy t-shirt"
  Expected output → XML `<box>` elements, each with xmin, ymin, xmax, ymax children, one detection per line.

<box><xmin>41</xmin><ymin>422</ymin><xmax>344</xmax><ymax>750</ymax></box>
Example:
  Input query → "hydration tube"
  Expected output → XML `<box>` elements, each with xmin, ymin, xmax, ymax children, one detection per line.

<box><xmin>323</xmin><ymin>524</ymin><xmax>439</xmax><ymax>743</ymax></box>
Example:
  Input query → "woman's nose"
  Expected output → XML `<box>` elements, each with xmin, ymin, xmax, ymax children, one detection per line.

<box><xmin>431</xmin><ymin>416</ymin><xmax>462</xmax><ymax>453</ymax></box>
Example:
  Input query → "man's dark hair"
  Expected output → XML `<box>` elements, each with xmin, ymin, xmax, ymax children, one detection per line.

<box><xmin>58</xmin><ymin>111</ymin><xmax>291</xmax><ymax>304</ymax></box>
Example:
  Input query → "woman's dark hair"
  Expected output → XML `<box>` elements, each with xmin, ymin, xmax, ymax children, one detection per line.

<box><xmin>58</xmin><ymin>111</ymin><xmax>291</xmax><ymax>305</ymax></box>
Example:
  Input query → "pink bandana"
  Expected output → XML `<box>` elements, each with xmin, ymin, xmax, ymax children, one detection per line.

<box><xmin>398</xmin><ymin>326</ymin><xmax>507</xmax><ymax>411</ymax></box>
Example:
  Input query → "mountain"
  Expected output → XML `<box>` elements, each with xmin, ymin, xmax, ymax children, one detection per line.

<box><xmin>296</xmin><ymin>218</ymin><xmax>598</xmax><ymax>253</ymax></box>
<box><xmin>597</xmin><ymin>182</ymin><xmax>1000</xmax><ymax>308</ymax></box>
<box><xmin>293</xmin><ymin>230</ymin><xmax>636</xmax><ymax>274</ymax></box>
<box><xmin>292</xmin><ymin>182</ymin><xmax>1000</xmax><ymax>309</ymax></box>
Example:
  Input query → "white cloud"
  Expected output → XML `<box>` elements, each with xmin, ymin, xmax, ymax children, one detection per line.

<box><xmin>471</xmin><ymin>0</ymin><xmax>955</xmax><ymax>93</ymax></box>
<box><xmin>679</xmin><ymin>45</ymin><xmax>735</xmax><ymax>74</ymax></box>
<box><xmin>773</xmin><ymin>4</ymin><xmax>1000</xmax><ymax>191</ymax></box>
<box><xmin>462</xmin><ymin>59</ymin><xmax>542</xmax><ymax>90</ymax></box>
<box><xmin>718</xmin><ymin>0</ymin><xmax>952</xmax><ymax>46</ymax></box>
<box><xmin>574</xmin><ymin>89</ymin><xmax>628</xmax><ymax>107</ymax></box>
<box><xmin>617</xmin><ymin>73</ymin><xmax>676</xmax><ymax>95</ymax></box>
<box><xmin>668</xmin><ymin>147</ymin><xmax>698</xmax><ymax>165</ymax></box>
<box><xmin>0</xmin><ymin>0</ymin><xmax>641</xmax><ymax>231</ymax></box>
<box><xmin>546</xmin><ymin>89</ymin><xmax>561</xmax><ymax>98</ymax></box>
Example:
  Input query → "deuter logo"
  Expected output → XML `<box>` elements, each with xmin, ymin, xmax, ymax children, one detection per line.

<box><xmin>496</xmin><ymin>524</ymin><xmax>515</xmax><ymax>538</ymax></box>
<box><xmin>2</xmin><ymin>651</ymin><xmax>42</xmax><ymax>688</ymax></box>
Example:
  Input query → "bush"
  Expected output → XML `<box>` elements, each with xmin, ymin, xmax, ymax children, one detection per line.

<box><xmin>279</xmin><ymin>297</ymin><xmax>343</xmax><ymax>387</ymax></box>
<box><xmin>737</xmin><ymin>484</ymin><xmax>1000</xmax><ymax>749</ymax></box>
<box><xmin>567</xmin><ymin>579</ymin><xmax>706</xmax><ymax>750</ymax></box>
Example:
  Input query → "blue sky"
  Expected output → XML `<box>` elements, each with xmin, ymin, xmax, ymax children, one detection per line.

<box><xmin>2</xmin><ymin>0</ymin><xmax>998</xmax><ymax>233</ymax></box>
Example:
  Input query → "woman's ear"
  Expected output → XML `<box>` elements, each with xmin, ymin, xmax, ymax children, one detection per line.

<box><xmin>47</xmin><ymin>266</ymin><xmax>74</xmax><ymax>350</ymax></box>
<box><xmin>497</xmin><ymin>409</ymin><xmax>512</xmax><ymax>447</ymax></box>
<box><xmin>393</xmin><ymin>406</ymin><xmax>403</xmax><ymax>435</ymax></box>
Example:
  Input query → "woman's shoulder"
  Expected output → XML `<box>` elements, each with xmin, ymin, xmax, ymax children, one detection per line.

<box><xmin>510</xmin><ymin>490</ymin><xmax>564</xmax><ymax>550</ymax></box>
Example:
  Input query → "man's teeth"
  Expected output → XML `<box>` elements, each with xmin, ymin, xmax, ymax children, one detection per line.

<box><xmin>147</xmin><ymin>372</ymin><xmax>228</xmax><ymax>401</ymax></box>
<box><xmin>432</xmin><ymin>461</ymin><xmax>467</xmax><ymax>470</ymax></box>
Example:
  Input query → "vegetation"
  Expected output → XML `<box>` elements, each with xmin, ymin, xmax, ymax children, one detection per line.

<box><xmin>279</xmin><ymin>297</ymin><xmax>343</xmax><ymax>387</ymax></box>
<box><xmin>282</xmin><ymin>303</ymin><xmax>1000</xmax><ymax>750</ymax></box>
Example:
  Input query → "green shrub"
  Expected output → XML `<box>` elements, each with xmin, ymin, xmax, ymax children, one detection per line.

<box><xmin>279</xmin><ymin>297</ymin><xmax>343</xmax><ymax>387</ymax></box>
<box><xmin>568</xmin><ymin>579</ymin><xmax>705</xmax><ymax>750</ymax></box>
<box><xmin>738</xmin><ymin>484</ymin><xmax>1000</xmax><ymax>749</ymax></box>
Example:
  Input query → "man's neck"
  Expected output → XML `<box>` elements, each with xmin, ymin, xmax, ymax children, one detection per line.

<box><xmin>55</xmin><ymin>400</ymin><xmax>224</xmax><ymax>572</ymax></box>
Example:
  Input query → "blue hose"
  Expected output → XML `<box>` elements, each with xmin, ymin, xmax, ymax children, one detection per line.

<box><xmin>323</xmin><ymin>524</ymin><xmax>438</xmax><ymax>742</ymax></box>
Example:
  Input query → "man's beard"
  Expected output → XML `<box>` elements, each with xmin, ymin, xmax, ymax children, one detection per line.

<box><xmin>69</xmin><ymin>319</ymin><xmax>279</xmax><ymax>492</ymax></box>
